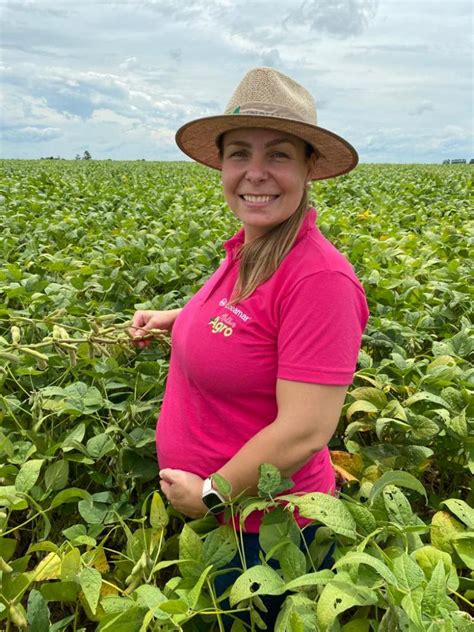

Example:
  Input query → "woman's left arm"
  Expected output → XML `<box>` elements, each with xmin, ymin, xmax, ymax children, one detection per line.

<box><xmin>159</xmin><ymin>379</ymin><xmax>347</xmax><ymax>515</ymax></box>
<box><xmin>215</xmin><ymin>379</ymin><xmax>347</xmax><ymax>497</ymax></box>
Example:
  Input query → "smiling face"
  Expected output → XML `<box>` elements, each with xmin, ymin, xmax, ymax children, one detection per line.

<box><xmin>220</xmin><ymin>128</ymin><xmax>315</xmax><ymax>243</ymax></box>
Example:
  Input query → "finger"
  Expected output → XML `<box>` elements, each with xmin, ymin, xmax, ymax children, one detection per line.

<box><xmin>160</xmin><ymin>480</ymin><xmax>172</xmax><ymax>498</ymax></box>
<box><xmin>129</xmin><ymin>312</ymin><xmax>152</xmax><ymax>339</ymax></box>
<box><xmin>130</xmin><ymin>337</ymin><xmax>151</xmax><ymax>349</ymax></box>
<box><xmin>159</xmin><ymin>469</ymin><xmax>176</xmax><ymax>483</ymax></box>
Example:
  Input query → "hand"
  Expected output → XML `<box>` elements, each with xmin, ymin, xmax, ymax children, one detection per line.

<box><xmin>159</xmin><ymin>469</ymin><xmax>208</xmax><ymax>519</ymax></box>
<box><xmin>128</xmin><ymin>310</ymin><xmax>176</xmax><ymax>348</ymax></box>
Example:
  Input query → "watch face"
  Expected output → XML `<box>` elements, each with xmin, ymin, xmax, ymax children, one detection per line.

<box><xmin>202</xmin><ymin>492</ymin><xmax>225</xmax><ymax>514</ymax></box>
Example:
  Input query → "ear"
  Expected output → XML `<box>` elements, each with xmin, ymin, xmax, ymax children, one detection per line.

<box><xmin>306</xmin><ymin>151</ymin><xmax>317</xmax><ymax>179</ymax></box>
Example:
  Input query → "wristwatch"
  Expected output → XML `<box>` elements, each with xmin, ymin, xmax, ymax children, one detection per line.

<box><xmin>202</xmin><ymin>477</ymin><xmax>226</xmax><ymax>514</ymax></box>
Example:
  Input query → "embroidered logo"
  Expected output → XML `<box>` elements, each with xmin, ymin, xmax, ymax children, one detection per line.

<box><xmin>208</xmin><ymin>297</ymin><xmax>251</xmax><ymax>338</ymax></box>
<box><xmin>209</xmin><ymin>316</ymin><xmax>233</xmax><ymax>337</ymax></box>
<box><xmin>218</xmin><ymin>298</ymin><xmax>251</xmax><ymax>322</ymax></box>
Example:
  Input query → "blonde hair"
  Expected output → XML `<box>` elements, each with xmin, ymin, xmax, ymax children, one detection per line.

<box><xmin>228</xmin><ymin>188</ymin><xmax>310</xmax><ymax>304</ymax></box>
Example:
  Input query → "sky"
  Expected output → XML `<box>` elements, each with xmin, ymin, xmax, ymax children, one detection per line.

<box><xmin>0</xmin><ymin>0</ymin><xmax>472</xmax><ymax>163</ymax></box>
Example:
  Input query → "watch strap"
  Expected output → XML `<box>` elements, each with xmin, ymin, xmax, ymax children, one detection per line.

<box><xmin>202</xmin><ymin>477</ymin><xmax>226</xmax><ymax>502</ymax></box>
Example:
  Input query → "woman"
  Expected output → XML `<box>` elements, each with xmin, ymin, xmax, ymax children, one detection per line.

<box><xmin>130</xmin><ymin>67</ymin><xmax>369</xmax><ymax>626</ymax></box>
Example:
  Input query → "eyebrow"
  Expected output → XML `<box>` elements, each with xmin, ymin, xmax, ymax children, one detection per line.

<box><xmin>225</xmin><ymin>137</ymin><xmax>296</xmax><ymax>149</ymax></box>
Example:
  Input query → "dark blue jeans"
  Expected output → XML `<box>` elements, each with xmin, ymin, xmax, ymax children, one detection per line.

<box><xmin>213</xmin><ymin>525</ymin><xmax>334</xmax><ymax>630</ymax></box>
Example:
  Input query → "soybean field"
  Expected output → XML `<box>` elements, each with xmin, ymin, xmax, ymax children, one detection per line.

<box><xmin>0</xmin><ymin>160</ymin><xmax>473</xmax><ymax>631</ymax></box>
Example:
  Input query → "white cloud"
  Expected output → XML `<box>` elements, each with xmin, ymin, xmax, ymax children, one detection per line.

<box><xmin>0</xmin><ymin>0</ymin><xmax>471</xmax><ymax>162</ymax></box>
<box><xmin>119</xmin><ymin>57</ymin><xmax>139</xmax><ymax>70</ymax></box>
<box><xmin>284</xmin><ymin>0</ymin><xmax>379</xmax><ymax>38</ymax></box>
<box><xmin>3</xmin><ymin>126</ymin><xmax>62</xmax><ymax>143</ymax></box>
<box><xmin>409</xmin><ymin>101</ymin><xmax>435</xmax><ymax>116</ymax></box>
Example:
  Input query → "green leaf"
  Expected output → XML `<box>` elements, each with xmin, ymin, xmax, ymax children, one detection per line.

<box><xmin>134</xmin><ymin>584</ymin><xmax>166</xmax><ymax>611</ymax></box>
<box><xmin>346</xmin><ymin>399</ymin><xmax>379</xmax><ymax>421</ymax></box>
<box><xmin>0</xmin><ymin>537</ymin><xmax>17</xmax><ymax>561</ymax></box>
<box><xmin>292</xmin><ymin>492</ymin><xmax>357</xmax><ymax>539</ymax></box>
<box><xmin>97</xmin><ymin>606</ymin><xmax>148</xmax><ymax>631</ymax></box>
<box><xmin>78</xmin><ymin>499</ymin><xmax>109</xmax><ymax>524</ymax></box>
<box><xmin>27</xmin><ymin>589</ymin><xmax>50</xmax><ymax>632</ymax></box>
<box><xmin>445</xmin><ymin>411</ymin><xmax>468</xmax><ymax>437</ymax></box>
<box><xmin>62</xmin><ymin>523</ymin><xmax>86</xmax><ymax>540</ymax></box>
<box><xmin>445</xmin><ymin>332</ymin><xmax>474</xmax><ymax>357</ymax></box>
<box><xmin>368</xmin><ymin>470</ymin><xmax>427</xmax><ymax>503</ymax></box>
<box><xmin>87</xmin><ymin>433</ymin><xmax>115</xmax><ymax>459</ymax></box>
<box><xmin>179</xmin><ymin>524</ymin><xmax>205</xmax><ymax>579</ymax></box>
<box><xmin>404</xmin><ymin>391</ymin><xmax>449</xmax><ymax>408</ymax></box>
<box><xmin>285</xmin><ymin>569</ymin><xmax>334</xmax><ymax>591</ymax></box>
<box><xmin>79</xmin><ymin>566</ymin><xmax>102</xmax><ymax>615</ymax></box>
<box><xmin>101</xmin><ymin>597</ymin><xmax>133</xmax><ymax>615</ymax></box>
<box><xmin>377</xmin><ymin>607</ymin><xmax>406</xmax><ymax>632</ymax></box>
<box><xmin>345</xmin><ymin>502</ymin><xmax>377</xmax><ymax>536</ymax></box>
<box><xmin>61</xmin><ymin>422</ymin><xmax>86</xmax><ymax>451</ymax></box>
<box><xmin>50</xmin><ymin>487</ymin><xmax>91</xmax><ymax>509</ymax></box>
<box><xmin>392</xmin><ymin>553</ymin><xmax>425</xmax><ymax>590</ymax></box>
<box><xmin>229</xmin><ymin>565</ymin><xmax>286</xmax><ymax>606</ymax></box>
<box><xmin>157</xmin><ymin>599</ymin><xmax>188</xmax><ymax>614</ymax></box>
<box><xmin>40</xmin><ymin>581</ymin><xmax>80</xmax><ymax>602</ymax></box>
<box><xmin>383</xmin><ymin>485</ymin><xmax>419</xmax><ymax>527</ymax></box>
<box><xmin>401</xmin><ymin>587</ymin><xmax>424</xmax><ymax>627</ymax></box>
<box><xmin>15</xmin><ymin>459</ymin><xmax>44</xmax><ymax>493</ymax></box>
<box><xmin>316</xmin><ymin>580</ymin><xmax>377</xmax><ymax>630</ymax></box>
<box><xmin>452</xmin><ymin>536</ymin><xmax>474</xmax><ymax>569</ymax></box>
<box><xmin>202</xmin><ymin>525</ymin><xmax>237</xmax><ymax>569</ymax></box>
<box><xmin>239</xmin><ymin>498</ymin><xmax>273</xmax><ymax>525</ymax></box>
<box><xmin>149</xmin><ymin>492</ymin><xmax>169</xmax><ymax>529</ymax></box>
<box><xmin>49</xmin><ymin>614</ymin><xmax>76</xmax><ymax>631</ymax></box>
<box><xmin>410</xmin><ymin>415</ymin><xmax>440</xmax><ymax>440</ymax></box>
<box><xmin>45</xmin><ymin>459</ymin><xmax>69</xmax><ymax>491</ymax></box>
<box><xmin>64</xmin><ymin>382</ymin><xmax>104</xmax><ymax>413</ymax></box>
<box><xmin>350</xmin><ymin>386</ymin><xmax>388</xmax><ymax>409</ymax></box>
<box><xmin>333</xmin><ymin>551</ymin><xmax>398</xmax><ymax>586</ymax></box>
<box><xmin>423</xmin><ymin>560</ymin><xmax>447</xmax><ymax>616</ymax></box>
<box><xmin>442</xmin><ymin>499</ymin><xmax>474</xmax><ymax>528</ymax></box>
<box><xmin>274</xmin><ymin>594</ymin><xmax>317</xmax><ymax>630</ymax></box>
<box><xmin>258</xmin><ymin>463</ymin><xmax>282</xmax><ymax>496</ymax></box>
<box><xmin>414</xmin><ymin>545</ymin><xmax>459</xmax><ymax>592</ymax></box>
<box><xmin>28</xmin><ymin>541</ymin><xmax>59</xmax><ymax>554</ymax></box>
<box><xmin>259</xmin><ymin>506</ymin><xmax>300</xmax><ymax>555</ymax></box>
<box><xmin>188</xmin><ymin>564</ymin><xmax>213</xmax><ymax>609</ymax></box>
<box><xmin>277</xmin><ymin>541</ymin><xmax>306</xmax><ymax>583</ymax></box>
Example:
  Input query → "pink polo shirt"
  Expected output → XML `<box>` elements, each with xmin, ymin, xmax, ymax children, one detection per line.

<box><xmin>156</xmin><ymin>208</ymin><xmax>369</xmax><ymax>532</ymax></box>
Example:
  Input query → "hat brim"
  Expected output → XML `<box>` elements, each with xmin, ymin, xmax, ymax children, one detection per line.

<box><xmin>175</xmin><ymin>115</ymin><xmax>358</xmax><ymax>180</ymax></box>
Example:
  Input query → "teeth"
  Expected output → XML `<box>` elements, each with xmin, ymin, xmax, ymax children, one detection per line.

<box><xmin>242</xmin><ymin>195</ymin><xmax>276</xmax><ymax>203</ymax></box>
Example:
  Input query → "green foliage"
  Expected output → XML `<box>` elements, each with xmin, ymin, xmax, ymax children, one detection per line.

<box><xmin>0</xmin><ymin>160</ymin><xmax>472</xmax><ymax>629</ymax></box>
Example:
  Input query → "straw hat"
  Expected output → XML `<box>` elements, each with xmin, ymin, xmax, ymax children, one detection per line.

<box><xmin>175</xmin><ymin>67</ymin><xmax>358</xmax><ymax>181</ymax></box>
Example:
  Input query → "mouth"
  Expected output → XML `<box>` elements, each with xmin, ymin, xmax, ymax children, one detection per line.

<box><xmin>239</xmin><ymin>194</ymin><xmax>280</xmax><ymax>203</ymax></box>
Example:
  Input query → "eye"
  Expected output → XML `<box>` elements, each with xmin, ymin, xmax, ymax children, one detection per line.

<box><xmin>271</xmin><ymin>151</ymin><xmax>290</xmax><ymax>159</ymax></box>
<box><xmin>227</xmin><ymin>149</ymin><xmax>247</xmax><ymax>159</ymax></box>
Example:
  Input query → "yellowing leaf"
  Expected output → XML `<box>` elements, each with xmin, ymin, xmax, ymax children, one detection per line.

<box><xmin>33</xmin><ymin>552</ymin><xmax>62</xmax><ymax>581</ymax></box>
<box><xmin>431</xmin><ymin>511</ymin><xmax>465</xmax><ymax>554</ymax></box>
<box><xmin>150</xmin><ymin>492</ymin><xmax>169</xmax><ymax>529</ymax></box>
<box><xmin>61</xmin><ymin>547</ymin><xmax>81</xmax><ymax>581</ymax></box>
<box><xmin>330</xmin><ymin>451</ymin><xmax>364</xmax><ymax>481</ymax></box>
<box><xmin>91</xmin><ymin>546</ymin><xmax>109</xmax><ymax>574</ymax></box>
<box><xmin>100</xmin><ymin>581</ymin><xmax>119</xmax><ymax>597</ymax></box>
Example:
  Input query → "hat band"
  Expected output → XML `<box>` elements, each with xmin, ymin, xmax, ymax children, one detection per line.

<box><xmin>224</xmin><ymin>101</ymin><xmax>312</xmax><ymax>124</ymax></box>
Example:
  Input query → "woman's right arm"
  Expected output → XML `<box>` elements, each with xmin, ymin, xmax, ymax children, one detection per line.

<box><xmin>129</xmin><ymin>308</ymin><xmax>183</xmax><ymax>348</ymax></box>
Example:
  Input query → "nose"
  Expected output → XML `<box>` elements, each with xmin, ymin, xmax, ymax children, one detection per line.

<box><xmin>245</xmin><ymin>155</ymin><xmax>268</xmax><ymax>182</ymax></box>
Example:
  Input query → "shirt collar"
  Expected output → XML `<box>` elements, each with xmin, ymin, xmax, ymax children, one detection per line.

<box><xmin>223</xmin><ymin>207</ymin><xmax>318</xmax><ymax>255</ymax></box>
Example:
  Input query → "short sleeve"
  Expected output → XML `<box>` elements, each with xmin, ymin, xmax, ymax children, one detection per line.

<box><xmin>277</xmin><ymin>271</ymin><xmax>369</xmax><ymax>385</ymax></box>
